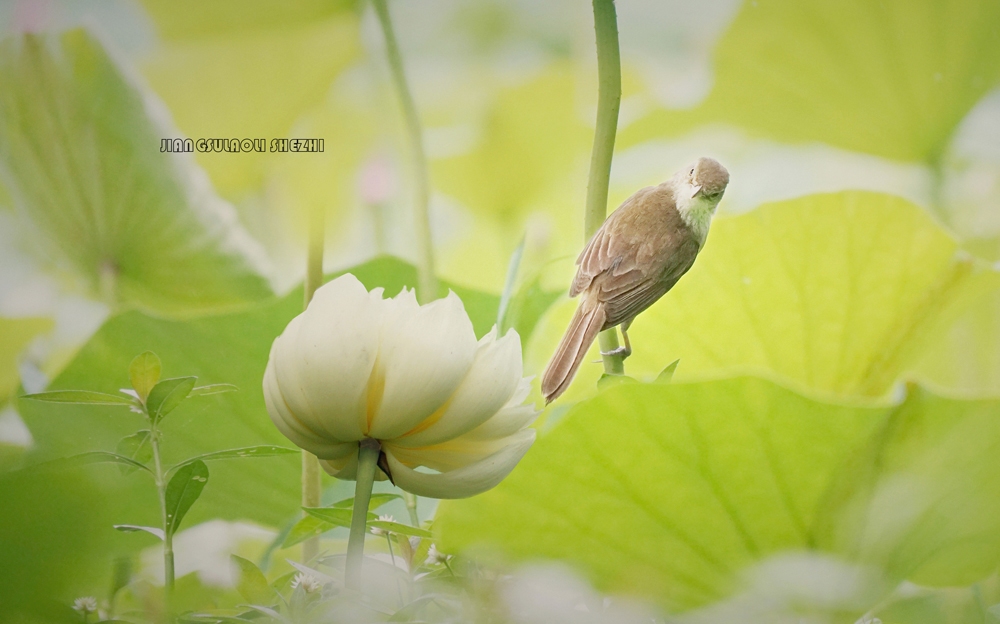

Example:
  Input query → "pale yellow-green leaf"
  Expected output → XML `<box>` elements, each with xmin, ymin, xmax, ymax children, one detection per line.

<box><xmin>816</xmin><ymin>385</ymin><xmax>1000</xmax><ymax>587</ymax></box>
<box><xmin>622</xmin><ymin>0</ymin><xmax>1000</xmax><ymax>163</ymax></box>
<box><xmin>128</xmin><ymin>351</ymin><xmax>162</xmax><ymax>403</ymax></box>
<box><xmin>437</xmin><ymin>377</ymin><xmax>888</xmax><ymax>611</ymax></box>
<box><xmin>138</xmin><ymin>0</ymin><xmax>358</xmax><ymax>40</ymax></box>
<box><xmin>264</xmin><ymin>91</ymin><xmax>383</xmax><ymax>245</ymax></box>
<box><xmin>140</xmin><ymin>15</ymin><xmax>361</xmax><ymax>195</ymax></box>
<box><xmin>439</xmin><ymin>378</ymin><xmax>1000</xmax><ymax>612</ymax></box>
<box><xmin>0</xmin><ymin>316</ymin><xmax>53</xmax><ymax>403</ymax></box>
<box><xmin>909</xmin><ymin>236</ymin><xmax>1000</xmax><ymax>395</ymax></box>
<box><xmin>528</xmin><ymin>192</ymin><xmax>1000</xmax><ymax>401</ymax></box>
<box><xmin>431</xmin><ymin>65</ymin><xmax>590</xmax><ymax>223</ymax></box>
<box><xmin>911</xmin><ymin>285</ymin><xmax>1000</xmax><ymax>396</ymax></box>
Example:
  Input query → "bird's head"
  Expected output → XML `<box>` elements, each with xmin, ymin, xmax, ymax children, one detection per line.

<box><xmin>673</xmin><ymin>157</ymin><xmax>729</xmax><ymax>242</ymax></box>
<box><xmin>687</xmin><ymin>157</ymin><xmax>730</xmax><ymax>202</ymax></box>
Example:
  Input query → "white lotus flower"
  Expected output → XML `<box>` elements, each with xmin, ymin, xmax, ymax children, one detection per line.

<box><xmin>263</xmin><ymin>274</ymin><xmax>537</xmax><ymax>499</ymax></box>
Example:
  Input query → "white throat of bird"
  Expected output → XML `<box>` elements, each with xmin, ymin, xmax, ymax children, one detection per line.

<box><xmin>674</xmin><ymin>179</ymin><xmax>719</xmax><ymax>244</ymax></box>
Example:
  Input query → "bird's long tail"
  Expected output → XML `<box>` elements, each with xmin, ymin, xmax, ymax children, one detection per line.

<box><xmin>541</xmin><ymin>298</ymin><xmax>606</xmax><ymax>403</ymax></box>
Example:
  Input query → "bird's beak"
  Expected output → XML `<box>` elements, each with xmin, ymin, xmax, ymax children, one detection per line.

<box><xmin>691</xmin><ymin>185</ymin><xmax>703</xmax><ymax>198</ymax></box>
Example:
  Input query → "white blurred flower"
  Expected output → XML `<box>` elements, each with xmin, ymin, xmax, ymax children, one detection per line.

<box><xmin>263</xmin><ymin>274</ymin><xmax>537</xmax><ymax>499</ymax></box>
<box><xmin>291</xmin><ymin>572</ymin><xmax>322</xmax><ymax>593</ymax></box>
<box><xmin>72</xmin><ymin>597</ymin><xmax>98</xmax><ymax>614</ymax></box>
<box><xmin>425</xmin><ymin>543</ymin><xmax>449</xmax><ymax>566</ymax></box>
<box><xmin>370</xmin><ymin>514</ymin><xmax>396</xmax><ymax>537</ymax></box>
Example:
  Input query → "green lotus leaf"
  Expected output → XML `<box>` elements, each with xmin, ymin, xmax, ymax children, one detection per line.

<box><xmin>0</xmin><ymin>29</ymin><xmax>272</xmax><ymax>317</ymax></box>
<box><xmin>0</xmin><ymin>316</ymin><xmax>52</xmax><ymax>403</ymax></box>
<box><xmin>437</xmin><ymin>378</ymin><xmax>1000</xmax><ymax>612</ymax></box>
<box><xmin>622</xmin><ymin>0</ymin><xmax>1000</xmax><ymax>163</ymax></box>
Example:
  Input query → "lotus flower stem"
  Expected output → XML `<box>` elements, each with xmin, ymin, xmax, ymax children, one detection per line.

<box><xmin>586</xmin><ymin>0</ymin><xmax>626</xmax><ymax>375</ymax></box>
<box><xmin>148</xmin><ymin>422</ymin><xmax>173</xmax><ymax>617</ymax></box>
<box><xmin>301</xmin><ymin>203</ymin><xmax>326</xmax><ymax>563</ymax></box>
<box><xmin>373</xmin><ymin>0</ymin><xmax>437</xmax><ymax>304</ymax></box>
<box><xmin>346</xmin><ymin>438</ymin><xmax>381</xmax><ymax>589</ymax></box>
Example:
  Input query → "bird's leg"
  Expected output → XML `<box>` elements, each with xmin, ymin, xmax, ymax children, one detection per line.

<box><xmin>621</xmin><ymin>321</ymin><xmax>633</xmax><ymax>358</ymax></box>
<box><xmin>600</xmin><ymin>320</ymin><xmax>633</xmax><ymax>359</ymax></box>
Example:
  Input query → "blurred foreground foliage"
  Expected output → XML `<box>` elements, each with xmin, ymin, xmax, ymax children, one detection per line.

<box><xmin>0</xmin><ymin>470</ymin><xmax>115</xmax><ymax>624</ymax></box>
<box><xmin>438</xmin><ymin>379</ymin><xmax>1000</xmax><ymax>614</ymax></box>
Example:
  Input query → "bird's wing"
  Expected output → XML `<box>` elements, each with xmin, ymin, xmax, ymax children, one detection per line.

<box><xmin>570</xmin><ymin>187</ymin><xmax>653</xmax><ymax>297</ymax></box>
<box><xmin>600</xmin><ymin>237</ymin><xmax>700</xmax><ymax>327</ymax></box>
<box><xmin>570</xmin><ymin>182</ymin><xmax>702</xmax><ymax>328</ymax></box>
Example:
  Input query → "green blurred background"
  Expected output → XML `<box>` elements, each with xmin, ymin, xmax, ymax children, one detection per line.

<box><xmin>0</xmin><ymin>0</ymin><xmax>999</xmax><ymax>622</ymax></box>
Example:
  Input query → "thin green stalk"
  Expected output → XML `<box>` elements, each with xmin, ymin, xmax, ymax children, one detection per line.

<box><xmin>927</xmin><ymin>149</ymin><xmax>949</xmax><ymax>226</ymax></box>
<box><xmin>385</xmin><ymin>534</ymin><xmax>404</xmax><ymax>605</ymax></box>
<box><xmin>301</xmin><ymin>204</ymin><xmax>325</xmax><ymax>563</ymax></box>
<box><xmin>373</xmin><ymin>0</ymin><xmax>437</xmax><ymax>304</ymax></box>
<box><xmin>586</xmin><ymin>0</ymin><xmax>625</xmax><ymax>376</ymax></box>
<box><xmin>346</xmin><ymin>439</ymin><xmax>381</xmax><ymax>589</ymax></box>
<box><xmin>402</xmin><ymin>491</ymin><xmax>419</xmax><ymax>526</ymax></box>
<box><xmin>148</xmin><ymin>426</ymin><xmax>173</xmax><ymax>617</ymax></box>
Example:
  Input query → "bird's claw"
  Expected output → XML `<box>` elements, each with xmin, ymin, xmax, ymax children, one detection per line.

<box><xmin>600</xmin><ymin>346</ymin><xmax>632</xmax><ymax>359</ymax></box>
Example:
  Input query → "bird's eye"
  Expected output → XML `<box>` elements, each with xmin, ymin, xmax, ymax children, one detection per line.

<box><xmin>689</xmin><ymin>168</ymin><xmax>695</xmax><ymax>176</ymax></box>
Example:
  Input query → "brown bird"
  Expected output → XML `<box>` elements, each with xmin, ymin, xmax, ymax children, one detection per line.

<box><xmin>541</xmin><ymin>157</ymin><xmax>730</xmax><ymax>403</ymax></box>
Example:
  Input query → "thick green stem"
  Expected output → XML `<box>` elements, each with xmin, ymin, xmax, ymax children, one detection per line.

<box><xmin>149</xmin><ymin>426</ymin><xmax>173</xmax><ymax>618</ymax></box>
<box><xmin>345</xmin><ymin>439</ymin><xmax>381</xmax><ymax>589</ymax></box>
<box><xmin>373</xmin><ymin>0</ymin><xmax>437</xmax><ymax>304</ymax></box>
<box><xmin>586</xmin><ymin>0</ymin><xmax>625</xmax><ymax>376</ymax></box>
<box><xmin>300</xmin><ymin>204</ymin><xmax>325</xmax><ymax>563</ymax></box>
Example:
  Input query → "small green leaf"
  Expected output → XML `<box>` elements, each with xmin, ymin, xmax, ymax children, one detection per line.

<box><xmin>115</xmin><ymin>430</ymin><xmax>152</xmax><ymax>475</ymax></box>
<box><xmin>113</xmin><ymin>524</ymin><xmax>164</xmax><ymax>540</ymax></box>
<box><xmin>146</xmin><ymin>377</ymin><xmax>196</xmax><ymax>422</ymax></box>
<box><xmin>331</xmin><ymin>492</ymin><xmax>402</xmax><ymax>510</ymax></box>
<box><xmin>501</xmin><ymin>273</ymin><xmax>563</xmax><ymax>345</ymax></box>
<box><xmin>108</xmin><ymin>557</ymin><xmax>133</xmax><ymax>601</ymax></box>
<box><xmin>304</xmin><ymin>506</ymin><xmax>373</xmax><ymax>526</ymax></box>
<box><xmin>497</xmin><ymin>236</ymin><xmax>526</xmax><ymax>328</ymax></box>
<box><xmin>21</xmin><ymin>390</ymin><xmax>134</xmax><ymax>406</ymax></box>
<box><xmin>269</xmin><ymin>571</ymin><xmax>297</xmax><ymax>592</ymax></box>
<box><xmin>230</xmin><ymin>555</ymin><xmax>276</xmax><ymax>605</ymax></box>
<box><xmin>597</xmin><ymin>374</ymin><xmax>637</xmax><ymax>390</ymax></box>
<box><xmin>165</xmin><ymin>460</ymin><xmax>209</xmax><ymax>536</ymax></box>
<box><xmin>369</xmin><ymin>520</ymin><xmax>432</xmax><ymax>539</ymax></box>
<box><xmin>241</xmin><ymin>605</ymin><xmax>287</xmax><ymax>624</ymax></box>
<box><xmin>389</xmin><ymin>594</ymin><xmax>459</xmax><ymax>622</ymax></box>
<box><xmin>167</xmin><ymin>446</ymin><xmax>298</xmax><ymax>475</ymax></box>
<box><xmin>128</xmin><ymin>352</ymin><xmax>161</xmax><ymax>402</ymax></box>
<box><xmin>32</xmin><ymin>451</ymin><xmax>153</xmax><ymax>475</ymax></box>
<box><xmin>281</xmin><ymin>516</ymin><xmax>336</xmax><ymax>549</ymax></box>
<box><xmin>655</xmin><ymin>360</ymin><xmax>680</xmax><ymax>384</ymax></box>
<box><xmin>189</xmin><ymin>383</ymin><xmax>238</xmax><ymax>397</ymax></box>
<box><xmin>285</xmin><ymin>559</ymin><xmax>334</xmax><ymax>584</ymax></box>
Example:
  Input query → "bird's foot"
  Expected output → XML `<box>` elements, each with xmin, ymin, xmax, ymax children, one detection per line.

<box><xmin>600</xmin><ymin>346</ymin><xmax>632</xmax><ymax>359</ymax></box>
